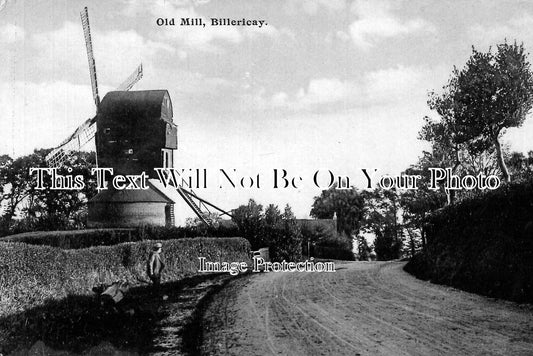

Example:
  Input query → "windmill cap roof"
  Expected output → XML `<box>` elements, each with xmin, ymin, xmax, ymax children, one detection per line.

<box><xmin>98</xmin><ymin>90</ymin><xmax>173</xmax><ymax>122</ymax></box>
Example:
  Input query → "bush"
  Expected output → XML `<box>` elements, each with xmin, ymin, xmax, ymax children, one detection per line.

<box><xmin>232</xmin><ymin>201</ymin><xmax>303</xmax><ymax>262</ymax></box>
<box><xmin>0</xmin><ymin>237</ymin><xmax>251</xmax><ymax>317</ymax></box>
<box><xmin>265</xmin><ymin>221</ymin><xmax>303</xmax><ymax>262</ymax></box>
<box><xmin>312</xmin><ymin>245</ymin><xmax>355</xmax><ymax>260</ymax></box>
<box><xmin>403</xmin><ymin>252</ymin><xmax>430</xmax><ymax>279</ymax></box>
<box><xmin>300</xmin><ymin>221</ymin><xmax>354</xmax><ymax>260</ymax></box>
<box><xmin>405</xmin><ymin>180</ymin><xmax>533</xmax><ymax>303</ymax></box>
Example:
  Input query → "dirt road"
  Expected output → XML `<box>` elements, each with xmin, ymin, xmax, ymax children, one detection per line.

<box><xmin>201</xmin><ymin>261</ymin><xmax>533</xmax><ymax>356</ymax></box>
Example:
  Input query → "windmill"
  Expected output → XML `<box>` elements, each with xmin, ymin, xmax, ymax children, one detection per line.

<box><xmin>45</xmin><ymin>7</ymin><xmax>230</xmax><ymax>227</ymax></box>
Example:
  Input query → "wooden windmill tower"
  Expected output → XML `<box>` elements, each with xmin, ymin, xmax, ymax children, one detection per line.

<box><xmin>46</xmin><ymin>7</ymin><xmax>230</xmax><ymax>227</ymax></box>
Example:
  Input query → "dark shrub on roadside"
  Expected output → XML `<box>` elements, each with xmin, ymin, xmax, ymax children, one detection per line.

<box><xmin>232</xmin><ymin>201</ymin><xmax>303</xmax><ymax>262</ymax></box>
<box><xmin>264</xmin><ymin>218</ymin><xmax>303</xmax><ymax>263</ymax></box>
<box><xmin>300</xmin><ymin>221</ymin><xmax>354</xmax><ymax>260</ymax></box>
<box><xmin>403</xmin><ymin>252</ymin><xmax>430</xmax><ymax>279</ymax></box>
<box><xmin>312</xmin><ymin>245</ymin><xmax>355</xmax><ymax>260</ymax></box>
<box><xmin>404</xmin><ymin>180</ymin><xmax>533</xmax><ymax>303</ymax></box>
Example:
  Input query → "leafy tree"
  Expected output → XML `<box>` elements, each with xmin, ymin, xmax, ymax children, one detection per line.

<box><xmin>0</xmin><ymin>151</ymin><xmax>44</xmax><ymax>222</ymax></box>
<box><xmin>185</xmin><ymin>212</ymin><xmax>222</xmax><ymax>229</ymax></box>
<box><xmin>268</xmin><ymin>205</ymin><xmax>302</xmax><ymax>262</ymax></box>
<box><xmin>506</xmin><ymin>150</ymin><xmax>533</xmax><ymax>180</ymax></box>
<box><xmin>232</xmin><ymin>200</ymin><xmax>302</xmax><ymax>261</ymax></box>
<box><xmin>264</xmin><ymin>204</ymin><xmax>282</xmax><ymax>226</ymax></box>
<box><xmin>300</xmin><ymin>221</ymin><xmax>344</xmax><ymax>247</ymax></box>
<box><xmin>399</xmin><ymin>153</ymin><xmax>448</xmax><ymax>250</ymax></box>
<box><xmin>30</xmin><ymin>150</ymin><xmax>96</xmax><ymax>230</ymax></box>
<box><xmin>310</xmin><ymin>186</ymin><xmax>365</xmax><ymax>247</ymax></box>
<box><xmin>355</xmin><ymin>235</ymin><xmax>371</xmax><ymax>260</ymax></box>
<box><xmin>429</xmin><ymin>41</ymin><xmax>533</xmax><ymax>183</ymax></box>
<box><xmin>373</xmin><ymin>225</ymin><xmax>402</xmax><ymax>261</ymax></box>
<box><xmin>422</xmin><ymin>98</ymin><xmax>499</xmax><ymax>203</ymax></box>
<box><xmin>362</xmin><ymin>189</ymin><xmax>403</xmax><ymax>260</ymax></box>
<box><xmin>231</xmin><ymin>199</ymin><xmax>265</xmax><ymax>249</ymax></box>
<box><xmin>0</xmin><ymin>149</ymin><xmax>97</xmax><ymax>234</ymax></box>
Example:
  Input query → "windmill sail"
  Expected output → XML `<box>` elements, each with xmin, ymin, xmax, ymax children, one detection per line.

<box><xmin>45</xmin><ymin>64</ymin><xmax>144</xmax><ymax>168</ymax></box>
<box><xmin>46</xmin><ymin>8</ymin><xmax>145</xmax><ymax>168</ymax></box>
<box><xmin>46</xmin><ymin>118</ymin><xmax>97</xmax><ymax>167</ymax></box>
<box><xmin>81</xmin><ymin>7</ymin><xmax>100</xmax><ymax>109</ymax></box>
<box><xmin>116</xmin><ymin>63</ymin><xmax>143</xmax><ymax>91</ymax></box>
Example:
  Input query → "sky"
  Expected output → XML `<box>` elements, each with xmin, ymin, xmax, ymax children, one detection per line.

<box><xmin>1</xmin><ymin>0</ymin><xmax>533</xmax><ymax>219</ymax></box>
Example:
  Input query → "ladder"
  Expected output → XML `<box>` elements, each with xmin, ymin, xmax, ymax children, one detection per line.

<box><xmin>176</xmin><ymin>187</ymin><xmax>232</xmax><ymax>226</ymax></box>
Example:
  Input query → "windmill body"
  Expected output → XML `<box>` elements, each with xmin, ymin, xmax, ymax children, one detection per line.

<box><xmin>87</xmin><ymin>90</ymin><xmax>179</xmax><ymax>228</ymax></box>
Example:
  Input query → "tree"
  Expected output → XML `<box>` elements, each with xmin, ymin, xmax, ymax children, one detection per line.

<box><xmin>310</xmin><ymin>186</ymin><xmax>365</xmax><ymax>247</ymax></box>
<box><xmin>506</xmin><ymin>150</ymin><xmax>533</xmax><ymax>181</ymax></box>
<box><xmin>362</xmin><ymin>189</ymin><xmax>403</xmax><ymax>261</ymax></box>
<box><xmin>355</xmin><ymin>235</ymin><xmax>371</xmax><ymax>260</ymax></box>
<box><xmin>30</xmin><ymin>150</ymin><xmax>96</xmax><ymax>229</ymax></box>
<box><xmin>0</xmin><ymin>151</ymin><xmax>44</xmax><ymax>222</ymax></box>
<box><xmin>268</xmin><ymin>205</ymin><xmax>302</xmax><ymax>262</ymax></box>
<box><xmin>231</xmin><ymin>199</ymin><xmax>265</xmax><ymax>249</ymax></box>
<box><xmin>185</xmin><ymin>212</ymin><xmax>222</xmax><ymax>228</ymax></box>
<box><xmin>399</xmin><ymin>152</ymin><xmax>448</xmax><ymax>251</ymax></box>
<box><xmin>373</xmin><ymin>225</ymin><xmax>402</xmax><ymax>261</ymax></box>
<box><xmin>264</xmin><ymin>204</ymin><xmax>282</xmax><ymax>226</ymax></box>
<box><xmin>0</xmin><ymin>149</ymin><xmax>97</xmax><ymax>234</ymax></box>
<box><xmin>431</xmin><ymin>41</ymin><xmax>533</xmax><ymax>183</ymax></box>
<box><xmin>232</xmin><ymin>200</ymin><xmax>302</xmax><ymax>261</ymax></box>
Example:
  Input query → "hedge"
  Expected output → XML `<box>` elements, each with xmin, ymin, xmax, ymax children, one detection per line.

<box><xmin>0</xmin><ymin>229</ymin><xmax>136</xmax><ymax>249</ymax></box>
<box><xmin>0</xmin><ymin>224</ymin><xmax>241</xmax><ymax>249</ymax></box>
<box><xmin>405</xmin><ymin>180</ymin><xmax>533</xmax><ymax>303</ymax></box>
<box><xmin>0</xmin><ymin>237</ymin><xmax>251</xmax><ymax>317</ymax></box>
<box><xmin>312</xmin><ymin>245</ymin><xmax>355</xmax><ymax>261</ymax></box>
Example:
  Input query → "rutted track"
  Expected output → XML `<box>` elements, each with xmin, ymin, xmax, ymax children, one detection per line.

<box><xmin>200</xmin><ymin>261</ymin><xmax>533</xmax><ymax>356</ymax></box>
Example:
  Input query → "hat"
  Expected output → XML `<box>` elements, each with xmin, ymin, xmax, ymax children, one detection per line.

<box><xmin>154</xmin><ymin>242</ymin><xmax>162</xmax><ymax>249</ymax></box>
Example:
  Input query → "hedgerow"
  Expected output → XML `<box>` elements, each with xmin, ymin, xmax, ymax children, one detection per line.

<box><xmin>0</xmin><ymin>228</ymin><xmax>136</xmax><ymax>248</ymax></box>
<box><xmin>0</xmin><ymin>224</ymin><xmax>241</xmax><ymax>249</ymax></box>
<box><xmin>405</xmin><ymin>180</ymin><xmax>533</xmax><ymax>303</ymax></box>
<box><xmin>312</xmin><ymin>246</ymin><xmax>355</xmax><ymax>261</ymax></box>
<box><xmin>0</xmin><ymin>237</ymin><xmax>251</xmax><ymax>317</ymax></box>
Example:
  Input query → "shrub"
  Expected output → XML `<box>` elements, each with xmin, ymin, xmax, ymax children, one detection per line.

<box><xmin>0</xmin><ymin>237</ymin><xmax>251</xmax><ymax>317</ymax></box>
<box><xmin>265</xmin><ymin>220</ymin><xmax>303</xmax><ymax>262</ymax></box>
<box><xmin>312</xmin><ymin>245</ymin><xmax>355</xmax><ymax>260</ymax></box>
<box><xmin>232</xmin><ymin>201</ymin><xmax>303</xmax><ymax>262</ymax></box>
<box><xmin>300</xmin><ymin>221</ymin><xmax>354</xmax><ymax>260</ymax></box>
<box><xmin>405</xmin><ymin>180</ymin><xmax>533</xmax><ymax>303</ymax></box>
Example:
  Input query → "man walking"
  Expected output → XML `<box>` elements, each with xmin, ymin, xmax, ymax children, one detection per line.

<box><xmin>147</xmin><ymin>242</ymin><xmax>165</xmax><ymax>294</ymax></box>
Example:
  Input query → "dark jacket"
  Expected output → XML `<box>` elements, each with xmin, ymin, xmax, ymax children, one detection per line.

<box><xmin>147</xmin><ymin>251</ymin><xmax>165</xmax><ymax>277</ymax></box>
